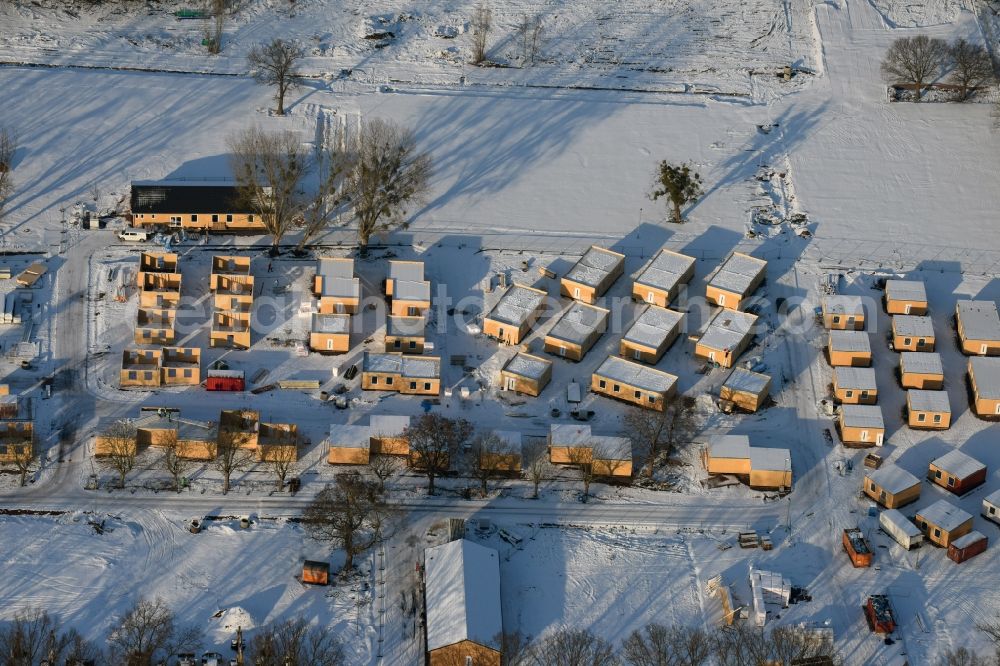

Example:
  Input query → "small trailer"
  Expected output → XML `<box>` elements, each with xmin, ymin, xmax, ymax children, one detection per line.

<box><xmin>865</xmin><ymin>595</ymin><xmax>896</xmax><ymax>634</ymax></box>
<box><xmin>879</xmin><ymin>509</ymin><xmax>923</xmax><ymax>550</ymax></box>
<box><xmin>302</xmin><ymin>560</ymin><xmax>330</xmax><ymax>585</ymax></box>
<box><xmin>948</xmin><ymin>531</ymin><xmax>988</xmax><ymax>564</ymax></box>
<box><xmin>842</xmin><ymin>528</ymin><xmax>873</xmax><ymax>567</ymax></box>
<box><xmin>983</xmin><ymin>489</ymin><xmax>1000</xmax><ymax>526</ymax></box>
<box><xmin>205</xmin><ymin>369</ymin><xmax>245</xmax><ymax>392</ymax></box>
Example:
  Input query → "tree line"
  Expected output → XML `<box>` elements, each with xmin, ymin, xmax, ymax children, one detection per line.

<box><xmin>881</xmin><ymin>35</ymin><xmax>996</xmax><ymax>102</ymax></box>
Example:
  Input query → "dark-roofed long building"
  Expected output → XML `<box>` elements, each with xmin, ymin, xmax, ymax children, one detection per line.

<box><xmin>129</xmin><ymin>182</ymin><xmax>262</xmax><ymax>232</ymax></box>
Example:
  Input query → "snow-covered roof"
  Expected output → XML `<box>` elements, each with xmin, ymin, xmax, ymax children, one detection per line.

<box><xmin>394</xmin><ymin>279</ymin><xmax>431</xmax><ymax>302</ymax></box>
<box><xmin>591</xmin><ymin>435</ymin><xmax>632</xmax><ymax>460</ymax></box>
<box><xmin>502</xmin><ymin>353</ymin><xmax>552</xmax><ymax>381</ymax></box>
<box><xmin>623</xmin><ymin>306</ymin><xmax>684</xmax><ymax>349</ymax></box>
<box><xmin>886</xmin><ymin>280</ymin><xmax>927</xmax><ymax>303</ymax></box>
<box><xmin>917</xmin><ymin>499</ymin><xmax>972</xmax><ymax>532</ymax></box>
<box><xmin>492</xmin><ymin>430</ymin><xmax>522</xmax><ymax>452</ymax></box>
<box><xmin>829</xmin><ymin>329</ymin><xmax>871</xmax><ymax>353</ymax></box>
<box><xmin>986</xmin><ymin>488</ymin><xmax>1000</xmax><ymax>508</ymax></box>
<box><xmin>841</xmin><ymin>404</ymin><xmax>884</xmax><ymax>429</ymax></box>
<box><xmin>424</xmin><ymin>539</ymin><xmax>502</xmax><ymax>653</ymax></box>
<box><xmin>901</xmin><ymin>351</ymin><xmax>943</xmax><ymax>376</ymax></box>
<box><xmin>317</xmin><ymin>257</ymin><xmax>354</xmax><ymax>280</ymax></box>
<box><xmin>594</xmin><ymin>356</ymin><xmax>678</xmax><ymax>394</ymax></box>
<box><xmin>957</xmin><ymin>300</ymin><xmax>1000</xmax><ymax>341</ymax></box>
<box><xmin>749</xmin><ymin>446</ymin><xmax>791</xmax><ymax>473</ymax></box>
<box><xmin>546</xmin><ymin>302</ymin><xmax>609</xmax><ymax>345</ymax></box>
<box><xmin>834</xmin><ymin>367</ymin><xmax>877</xmax><ymax>391</ymax></box>
<box><xmin>369</xmin><ymin>415</ymin><xmax>409</xmax><ymax>437</ymax></box>
<box><xmin>699</xmin><ymin>310</ymin><xmax>757</xmax><ymax>352</ymax></box>
<box><xmin>550</xmin><ymin>423</ymin><xmax>591</xmax><ymax>447</ymax></box>
<box><xmin>907</xmin><ymin>389</ymin><xmax>950</xmax><ymax>413</ymax></box>
<box><xmin>723</xmin><ymin>368</ymin><xmax>771</xmax><ymax>395</ymax></box>
<box><xmin>893</xmin><ymin>315</ymin><xmax>934</xmax><ymax>338</ymax></box>
<box><xmin>633</xmin><ymin>249</ymin><xmax>695</xmax><ymax>292</ymax></box>
<box><xmin>312</xmin><ymin>313</ymin><xmax>350</xmax><ymax>334</ymax></box>
<box><xmin>319</xmin><ymin>276</ymin><xmax>361</xmax><ymax>300</ymax></box>
<box><xmin>930</xmin><ymin>449</ymin><xmax>984</xmax><ymax>478</ymax></box>
<box><xmin>485</xmin><ymin>284</ymin><xmax>547</xmax><ymax>327</ymax></box>
<box><xmin>950</xmin><ymin>531</ymin><xmax>986</xmax><ymax>550</ymax></box>
<box><xmin>866</xmin><ymin>465</ymin><xmax>920</xmax><ymax>494</ymax></box>
<box><xmin>564</xmin><ymin>245</ymin><xmax>625</xmax><ymax>288</ymax></box>
<box><xmin>708</xmin><ymin>252</ymin><xmax>766</xmax><ymax>296</ymax></box>
<box><xmin>881</xmin><ymin>509</ymin><xmax>922</xmax><ymax>538</ymax></box>
<box><xmin>708</xmin><ymin>434</ymin><xmax>751</xmax><ymax>459</ymax></box>
<box><xmin>387</xmin><ymin>315</ymin><xmax>426</xmax><ymax>338</ymax></box>
<box><xmin>328</xmin><ymin>424</ymin><xmax>370</xmax><ymax>449</ymax></box>
<box><xmin>363</xmin><ymin>352</ymin><xmax>440</xmax><ymax>378</ymax></box>
<box><xmin>822</xmin><ymin>295</ymin><xmax>865</xmax><ymax>316</ymax></box>
<box><xmin>389</xmin><ymin>260</ymin><xmax>424</xmax><ymax>283</ymax></box>
<box><xmin>969</xmin><ymin>356</ymin><xmax>1000</xmax><ymax>398</ymax></box>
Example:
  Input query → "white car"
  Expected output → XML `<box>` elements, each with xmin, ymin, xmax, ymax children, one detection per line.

<box><xmin>118</xmin><ymin>229</ymin><xmax>150</xmax><ymax>242</ymax></box>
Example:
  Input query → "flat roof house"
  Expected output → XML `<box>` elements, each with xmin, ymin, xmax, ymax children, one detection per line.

<box><xmin>701</xmin><ymin>435</ymin><xmax>792</xmax><ymax>490</ymax></box>
<box><xmin>310</xmin><ymin>313</ymin><xmax>351</xmax><ymax>354</ymax></box>
<box><xmin>482</xmin><ymin>283</ymin><xmax>547</xmax><ymax>345</ymax></box>
<box><xmin>839</xmin><ymin>404</ymin><xmax>885</xmax><ymax>447</ymax></box>
<box><xmin>864</xmin><ymin>465</ymin><xmax>921</xmax><ymax>509</ymax></box>
<box><xmin>385</xmin><ymin>260</ymin><xmax>424</xmax><ymax>296</ymax></box>
<box><xmin>327</xmin><ymin>424</ymin><xmax>371</xmax><ymax>465</ymax></box>
<box><xmin>362</xmin><ymin>353</ymin><xmax>440</xmax><ymax>396</ymax></box>
<box><xmin>590</xmin><ymin>435</ymin><xmax>633</xmax><ymax>478</ymax></box>
<box><xmin>120</xmin><ymin>348</ymin><xmax>162</xmax><ymax>388</ymax></box>
<box><xmin>160</xmin><ymin>346</ymin><xmax>201</xmax><ymax>386</ymax></box>
<box><xmin>907</xmin><ymin>389</ymin><xmax>951</xmax><ymax>430</ymax></box>
<box><xmin>424</xmin><ymin>540</ymin><xmax>502</xmax><ymax>666</ymax></box>
<box><xmin>480</xmin><ymin>430</ymin><xmax>522</xmax><ymax>473</ymax></box>
<box><xmin>257</xmin><ymin>422</ymin><xmax>298</xmax><ymax>462</ymax></box>
<box><xmin>928</xmin><ymin>450</ymin><xmax>986</xmax><ymax>495</ymax></box>
<box><xmin>174</xmin><ymin>418</ymin><xmax>219</xmax><ymax>460</ymax></box>
<box><xmin>956</xmin><ymin>300</ymin><xmax>1000</xmax><ymax>356</ymax></box>
<box><xmin>314</xmin><ymin>258</ymin><xmax>361</xmax><ymax>314</ymax></box>
<box><xmin>499</xmin><ymin>352</ymin><xmax>553</xmax><ymax>397</ymax></box>
<box><xmin>391</xmin><ymin>279</ymin><xmax>432</xmax><ymax>318</ymax></box>
<box><xmin>543</xmin><ymin>302</ymin><xmax>609</xmax><ymax>361</ymax></box>
<box><xmin>719</xmin><ymin>368</ymin><xmax>771</xmax><ymax>413</ymax></box>
<box><xmin>560</xmin><ymin>245</ymin><xmax>626</xmax><ymax>304</ymax></box>
<box><xmin>892</xmin><ymin>315</ymin><xmax>935</xmax><ymax>352</ymax></box>
<box><xmin>915</xmin><ymin>500</ymin><xmax>973</xmax><ymax>547</ymax></box>
<box><xmin>370</xmin><ymin>415</ymin><xmax>411</xmax><ymax>456</ymax></box>
<box><xmin>620</xmin><ymin>306</ymin><xmax>685</xmax><ymax>364</ymax></box>
<box><xmin>632</xmin><ymin>248</ymin><xmax>696</xmax><ymax>308</ymax></box>
<box><xmin>384</xmin><ymin>315</ymin><xmax>427</xmax><ymax>354</ymax></box>
<box><xmin>900</xmin><ymin>351</ymin><xmax>944</xmax><ymax>390</ymax></box>
<box><xmin>139</xmin><ymin>273</ymin><xmax>182</xmax><ymax>309</ymax></box>
<box><xmin>968</xmin><ymin>356</ymin><xmax>1000</xmax><ymax>418</ymax></box>
<box><xmin>705</xmin><ymin>252</ymin><xmax>767</xmax><ymax>311</ymax></box>
<box><xmin>135</xmin><ymin>307</ymin><xmax>176</xmax><ymax>345</ymax></box>
<box><xmin>210</xmin><ymin>309</ymin><xmax>251</xmax><ymax>349</ymax></box>
<box><xmin>696</xmin><ymin>310</ymin><xmax>757</xmax><ymax>368</ymax></box>
<box><xmin>822</xmin><ymin>295</ymin><xmax>866</xmax><ymax>330</ymax></box>
<box><xmin>129</xmin><ymin>182</ymin><xmax>260</xmax><ymax>232</ymax></box>
<box><xmin>885</xmin><ymin>280</ymin><xmax>928</xmax><ymax>315</ymax></box>
<box><xmin>832</xmin><ymin>367</ymin><xmax>878</xmax><ymax>405</ymax></box>
<box><xmin>549</xmin><ymin>423</ymin><xmax>592</xmax><ymax>465</ymax></box>
<box><xmin>828</xmin><ymin>329</ymin><xmax>871</xmax><ymax>367</ymax></box>
<box><xmin>591</xmin><ymin>356</ymin><xmax>678</xmax><ymax>411</ymax></box>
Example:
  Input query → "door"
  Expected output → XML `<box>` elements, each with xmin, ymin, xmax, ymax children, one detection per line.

<box><xmin>633</xmin><ymin>349</ymin><xmax>642</xmax><ymax>361</ymax></box>
<box><xmin>408</xmin><ymin>306</ymin><xmax>418</xmax><ymax>316</ymax></box>
<box><xmin>860</xmin><ymin>430</ymin><xmax>869</xmax><ymax>442</ymax></box>
<box><xmin>717</xmin><ymin>293</ymin><xmax>726</xmax><ymax>306</ymax></box>
<box><xmin>875</xmin><ymin>432</ymin><xmax>884</xmax><ymax>446</ymax></box>
<box><xmin>983</xmin><ymin>344</ymin><xmax>989</xmax><ymax>355</ymax></box>
<box><xmin>506</xmin><ymin>378</ymin><xmax>516</xmax><ymax>391</ymax></box>
<box><xmin>995</xmin><ymin>403</ymin><xmax>1000</xmax><ymax>415</ymax></box>
<box><xmin>559</xmin><ymin>346</ymin><xmax>567</xmax><ymax>358</ymax></box>
<box><xmin>904</xmin><ymin>303</ymin><xmax>911</xmax><ymax>314</ymax></box>
<box><xmin>646</xmin><ymin>291</ymin><xmax>654</xmax><ymax>303</ymax></box>
<box><xmin>708</xmin><ymin>351</ymin><xmax>716</xmax><ymax>362</ymax></box>
<box><xmin>336</xmin><ymin>302</ymin><xmax>345</xmax><ymax>314</ymax></box>
<box><xmin>326</xmin><ymin>338</ymin><xmax>334</xmax><ymax>351</ymax></box>
<box><xmin>574</xmin><ymin>287</ymin><xmax>581</xmax><ymax>299</ymax></box>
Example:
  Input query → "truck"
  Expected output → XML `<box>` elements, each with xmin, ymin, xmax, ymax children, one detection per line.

<box><xmin>879</xmin><ymin>509</ymin><xmax>923</xmax><ymax>550</ymax></box>
<box><xmin>842</xmin><ymin>528</ymin><xmax>873</xmax><ymax>567</ymax></box>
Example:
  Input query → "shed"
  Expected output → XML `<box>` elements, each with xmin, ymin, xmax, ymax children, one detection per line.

<box><xmin>822</xmin><ymin>295</ymin><xmax>866</xmax><ymax>330</ymax></box>
<box><xmin>302</xmin><ymin>560</ymin><xmax>330</xmax><ymax>586</ymax></box>
<box><xmin>385</xmin><ymin>315</ymin><xmax>427</xmax><ymax>354</ymax></box>
<box><xmin>968</xmin><ymin>356</ymin><xmax>1000</xmax><ymax>417</ymax></box>
<box><xmin>370</xmin><ymin>415</ymin><xmax>410</xmax><ymax>456</ymax></box>
<box><xmin>984</xmin><ymin>489</ymin><xmax>1000</xmax><ymax>526</ymax></box>
<box><xmin>885</xmin><ymin>280</ymin><xmax>928</xmax><ymax>315</ymax></box>
<box><xmin>620</xmin><ymin>306</ymin><xmax>685</xmax><ymax>364</ymax></box>
<box><xmin>480</xmin><ymin>430</ymin><xmax>522</xmax><ymax>472</ymax></box>
<box><xmin>560</xmin><ymin>245</ymin><xmax>626</xmax><ymax>304</ymax></box>
<box><xmin>899</xmin><ymin>351</ymin><xmax>944</xmax><ymax>389</ymax></box>
<box><xmin>632</xmin><ymin>249</ymin><xmax>696</xmax><ymax>307</ymax></box>
<box><xmin>696</xmin><ymin>309</ymin><xmax>758</xmax><ymax>368</ymax></box>
<box><xmin>915</xmin><ymin>499</ymin><xmax>973</xmax><ymax>547</ymax></box>
<box><xmin>832</xmin><ymin>367</ymin><xmax>878</xmax><ymax>404</ymax></box>
<box><xmin>327</xmin><ymin>424</ymin><xmax>371</xmax><ymax>465</ymax></box>
<box><xmin>748</xmin><ymin>447</ymin><xmax>792</xmax><ymax>490</ymax></box>
<box><xmin>549</xmin><ymin>423</ymin><xmax>592</xmax><ymax>464</ymax></box>
<box><xmin>543</xmin><ymin>302</ymin><xmax>609</xmax><ymax>361</ymax></box>
<box><xmin>956</xmin><ymin>300</ymin><xmax>1000</xmax><ymax>356</ymax></box>
<box><xmin>864</xmin><ymin>465</ymin><xmax>920</xmax><ymax>509</ymax></box>
<box><xmin>499</xmin><ymin>353</ymin><xmax>553</xmax><ymax>397</ymax></box>
<box><xmin>839</xmin><ymin>404</ymin><xmax>885</xmax><ymax>447</ymax></box>
<box><xmin>703</xmin><ymin>435</ymin><xmax>752</xmax><ymax>476</ymax></box>
<box><xmin>879</xmin><ymin>509</ymin><xmax>923</xmax><ymax>550</ymax></box>
<box><xmin>424</xmin><ymin>540</ymin><xmax>502</xmax><ymax>666</ymax></box>
<box><xmin>892</xmin><ymin>315</ymin><xmax>935</xmax><ymax>352</ymax></box>
<box><xmin>482</xmin><ymin>283</ymin><xmax>547</xmax><ymax>345</ymax></box>
<box><xmin>705</xmin><ymin>253</ymin><xmax>767</xmax><ymax>311</ymax></box>
<box><xmin>590</xmin><ymin>435</ymin><xmax>633</xmax><ymax>478</ymax></box>
<box><xmin>828</xmin><ymin>330</ymin><xmax>871</xmax><ymax>367</ymax></box>
<box><xmin>906</xmin><ymin>390</ymin><xmax>950</xmax><ymax>429</ymax></box>
<box><xmin>314</xmin><ymin>257</ymin><xmax>360</xmax><ymax>314</ymax></box>
<box><xmin>928</xmin><ymin>449</ymin><xmax>986</xmax><ymax>494</ymax></box>
<box><xmin>719</xmin><ymin>368</ymin><xmax>771</xmax><ymax>412</ymax></box>
<box><xmin>948</xmin><ymin>531</ymin><xmax>988</xmax><ymax>564</ymax></box>
<box><xmin>701</xmin><ymin>435</ymin><xmax>791</xmax><ymax>489</ymax></box>
<box><xmin>591</xmin><ymin>356</ymin><xmax>678</xmax><ymax>411</ymax></box>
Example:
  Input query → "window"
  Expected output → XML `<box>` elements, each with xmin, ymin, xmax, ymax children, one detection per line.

<box><xmin>598</xmin><ymin>380</ymin><xmax>606</xmax><ymax>389</ymax></box>
<box><xmin>143</xmin><ymin>329</ymin><xmax>151</xmax><ymax>338</ymax></box>
<box><xmin>613</xmin><ymin>384</ymin><xmax>620</xmax><ymax>393</ymax></box>
<box><xmin>833</xmin><ymin>316</ymin><xmax>841</xmax><ymax>324</ymax></box>
<box><xmin>424</xmin><ymin>382</ymin><xmax>432</xmax><ymax>391</ymax></box>
<box><xmin>903</xmin><ymin>337</ymin><xmax>911</xmax><ymax>346</ymax></box>
<box><xmin>409</xmin><ymin>340</ymin><xmax>417</xmax><ymax>349</ymax></box>
<box><xmin>933</xmin><ymin>414</ymin><xmax>941</xmax><ymax>423</ymax></box>
<box><xmin>168</xmin><ymin>369</ymin><xmax>176</xmax><ymax>378</ymax></box>
<box><xmin>634</xmin><ymin>390</ymin><xmax>641</xmax><ymax>399</ymax></box>
<box><xmin>191</xmin><ymin>214</ymin><xmax>198</xmax><ymax>222</ymax></box>
<box><xmin>934</xmin><ymin>528</ymin><xmax>941</xmax><ymax>538</ymax></box>
<box><xmin>394</xmin><ymin>340</ymin><xmax>401</xmax><ymax>349</ymax></box>
<box><xmin>990</xmin><ymin>506</ymin><xmax>996</xmax><ymax>515</ymax></box>
<box><xmin>385</xmin><ymin>377</ymin><xmax>393</xmax><ymax>386</ymax></box>
<box><xmin>129</xmin><ymin>371</ymin><xmax>137</xmax><ymax>380</ymax></box>
<box><xmin>226</xmin><ymin>214</ymin><xmax>233</xmax><ymax>222</ymax></box>
<box><xmin>410</xmin><ymin>382</ymin><xmax>417</xmax><ymax>390</ymax></box>
<box><xmin>860</xmin><ymin>391</ymin><xmax>869</xmax><ymax>399</ymax></box>
<box><xmin>845</xmin><ymin>390</ymin><xmax>854</xmax><ymax>398</ymax></box>
<box><xmin>248</xmin><ymin>214</ymin><xmax>254</xmax><ymax>222</ymax></box>
<box><xmin>212</xmin><ymin>214</ymin><xmax>219</xmax><ymax>222</ymax></box>
<box><xmin>184</xmin><ymin>369</ymin><xmax>192</xmax><ymax>378</ymax></box>
<box><xmin>947</xmin><ymin>477</ymin><xmax>955</xmax><ymax>486</ymax></box>
<box><xmin>934</xmin><ymin>469</ymin><xmax>941</xmax><ymax>478</ymax></box>
<box><xmin>870</xmin><ymin>482</ymin><xmax>877</xmax><ymax>491</ymax></box>
<box><xmin>465</xmin><ymin>658</ymin><xmax>473</xmax><ymax>666</ymax></box>
<box><xmin>648</xmin><ymin>395</ymin><xmax>657</xmax><ymax>405</ymax></box>
<box><xmin>917</xmin><ymin>413</ymin><xmax>926</xmax><ymax>422</ymax></box>
<box><xmin>371</xmin><ymin>376</ymin><xmax>379</xmax><ymax>385</ymax></box>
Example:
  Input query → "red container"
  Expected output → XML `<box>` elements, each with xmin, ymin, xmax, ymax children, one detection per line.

<box><xmin>865</xmin><ymin>595</ymin><xmax>895</xmax><ymax>634</ymax></box>
<box><xmin>206</xmin><ymin>370</ymin><xmax>245</xmax><ymax>391</ymax></box>
<box><xmin>948</xmin><ymin>531</ymin><xmax>987</xmax><ymax>563</ymax></box>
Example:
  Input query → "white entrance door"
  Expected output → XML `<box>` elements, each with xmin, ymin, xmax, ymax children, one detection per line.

<box><xmin>904</xmin><ymin>304</ymin><xmax>911</xmax><ymax>314</ymax></box>
<box><xmin>718</xmin><ymin>294</ymin><xmax>726</xmax><ymax>306</ymax></box>
<box><xmin>708</xmin><ymin>351</ymin><xmax>716</xmax><ymax>362</ymax></box>
<box><xmin>646</xmin><ymin>292</ymin><xmax>655</xmax><ymax>303</ymax></box>
<box><xmin>875</xmin><ymin>432</ymin><xmax>884</xmax><ymax>446</ymax></box>
<box><xmin>559</xmin><ymin>346</ymin><xmax>567</xmax><ymax>357</ymax></box>
<box><xmin>995</xmin><ymin>403</ymin><xmax>1000</xmax><ymax>415</ymax></box>
<box><xmin>982</xmin><ymin>344</ymin><xmax>989</xmax><ymax>355</ymax></box>
<box><xmin>506</xmin><ymin>378</ymin><xmax>516</xmax><ymax>391</ymax></box>
<box><xmin>574</xmin><ymin>287</ymin><xmax>581</xmax><ymax>299</ymax></box>
<box><xmin>860</xmin><ymin>430</ymin><xmax>869</xmax><ymax>442</ymax></box>
<box><xmin>336</xmin><ymin>302</ymin><xmax>345</xmax><ymax>314</ymax></box>
<box><xmin>326</xmin><ymin>338</ymin><xmax>334</xmax><ymax>350</ymax></box>
<box><xmin>633</xmin><ymin>349</ymin><xmax>642</xmax><ymax>361</ymax></box>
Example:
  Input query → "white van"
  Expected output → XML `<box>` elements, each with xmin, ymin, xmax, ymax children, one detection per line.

<box><xmin>118</xmin><ymin>229</ymin><xmax>149</xmax><ymax>242</ymax></box>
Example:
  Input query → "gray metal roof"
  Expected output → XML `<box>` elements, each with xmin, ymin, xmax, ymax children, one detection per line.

<box><xmin>502</xmin><ymin>353</ymin><xmax>552</xmax><ymax>381</ymax></box>
<box><xmin>970</xmin><ymin>356</ymin><xmax>1000</xmax><ymax>399</ymax></box>
<box><xmin>907</xmin><ymin>389</ymin><xmax>950</xmax><ymax>413</ymax></box>
<box><xmin>424</xmin><ymin>540</ymin><xmax>502</xmax><ymax>652</ymax></box>
<box><xmin>328</xmin><ymin>424</ymin><xmax>370</xmax><ymax>449</ymax></box>
<box><xmin>930</xmin><ymin>449</ymin><xmax>984</xmax><ymax>478</ymax></box>
<box><xmin>591</xmin><ymin>435</ymin><xmax>632</xmax><ymax>460</ymax></box>
<box><xmin>623</xmin><ymin>306</ymin><xmax>684</xmax><ymax>349</ymax></box>
<box><xmin>546</xmin><ymin>302</ymin><xmax>609</xmax><ymax>345</ymax></box>
<box><xmin>957</xmin><ymin>300</ymin><xmax>1000</xmax><ymax>341</ymax></box>
<box><xmin>387</xmin><ymin>315</ymin><xmax>426</xmax><ymax>337</ymax></box>
<box><xmin>841</xmin><ymin>404</ymin><xmax>884</xmax><ymax>429</ymax></box>
<box><xmin>550</xmin><ymin>423</ymin><xmax>591</xmax><ymax>447</ymax></box>
<box><xmin>866</xmin><ymin>465</ymin><xmax>920</xmax><ymax>495</ymax></box>
<box><xmin>633</xmin><ymin>249</ymin><xmax>695</xmax><ymax>292</ymax></box>
<box><xmin>363</xmin><ymin>352</ymin><xmax>440</xmax><ymax>378</ymax></box>
<box><xmin>892</xmin><ymin>315</ymin><xmax>934</xmax><ymax>338</ymax></box>
<box><xmin>829</xmin><ymin>329</ymin><xmax>871</xmax><ymax>353</ymax></box>
<box><xmin>886</xmin><ymin>280</ymin><xmax>927</xmax><ymax>303</ymax></box>
<box><xmin>917</xmin><ymin>499</ymin><xmax>972</xmax><ymax>532</ymax></box>
<box><xmin>485</xmin><ymin>284</ymin><xmax>547</xmax><ymax>327</ymax></box>
<box><xmin>700</xmin><ymin>310</ymin><xmax>757</xmax><ymax>352</ymax></box>
<box><xmin>312</xmin><ymin>313</ymin><xmax>350</xmax><ymax>334</ymax></box>
<box><xmin>564</xmin><ymin>246</ymin><xmax>625</xmax><ymax>288</ymax></box>
<box><xmin>317</xmin><ymin>257</ymin><xmax>354</xmax><ymax>280</ymax></box>
<box><xmin>708</xmin><ymin>434</ymin><xmax>751</xmax><ymax>459</ymax></box>
<box><xmin>319</xmin><ymin>276</ymin><xmax>360</xmax><ymax>300</ymax></box>
<box><xmin>707</xmin><ymin>252</ymin><xmax>766</xmax><ymax>296</ymax></box>
<box><xmin>369</xmin><ymin>415</ymin><xmax>410</xmax><ymax>437</ymax></box>
<box><xmin>986</xmin><ymin>488</ymin><xmax>1000</xmax><ymax>508</ymax></box>
<box><xmin>723</xmin><ymin>368</ymin><xmax>771</xmax><ymax>395</ymax></box>
<box><xmin>388</xmin><ymin>260</ymin><xmax>424</xmax><ymax>283</ymax></box>
<box><xmin>901</xmin><ymin>351</ymin><xmax>943</xmax><ymax>376</ymax></box>
<box><xmin>833</xmin><ymin>366</ymin><xmax>877</xmax><ymax>391</ymax></box>
<box><xmin>394</xmin><ymin>279</ymin><xmax>431</xmax><ymax>302</ymax></box>
<box><xmin>749</xmin><ymin>446</ymin><xmax>791</xmax><ymax>473</ymax></box>
<box><xmin>950</xmin><ymin>530</ymin><xmax>986</xmax><ymax>549</ymax></box>
<box><xmin>822</xmin><ymin>295</ymin><xmax>865</xmax><ymax>316</ymax></box>
<box><xmin>594</xmin><ymin>355</ymin><xmax>677</xmax><ymax>394</ymax></box>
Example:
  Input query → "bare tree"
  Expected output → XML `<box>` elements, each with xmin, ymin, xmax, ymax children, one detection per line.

<box><xmin>367</xmin><ymin>453</ymin><xmax>401</xmax><ymax>493</ymax></box>
<box><xmin>248</xmin><ymin>618</ymin><xmax>345</xmax><ymax>665</ymax></box>
<box><xmin>938</xmin><ymin>648</ymin><xmax>993</xmax><ymax>666</ymax></box>
<box><xmin>265</xmin><ymin>444</ymin><xmax>298</xmax><ymax>491</ymax></box>
<box><xmin>344</xmin><ymin>118</ymin><xmax>432</xmax><ymax>249</ymax></box>
<box><xmin>159</xmin><ymin>431</ymin><xmax>189</xmax><ymax>491</ymax></box>
<box><xmin>711</xmin><ymin>624</ymin><xmax>770</xmax><ymax>666</ymax></box>
<box><xmin>529</xmin><ymin>628</ymin><xmax>619</xmax><ymax>666</ymax></box>
<box><xmin>0</xmin><ymin>608</ymin><xmax>101</xmax><ymax>666</ymax></box>
<box><xmin>567</xmin><ymin>446</ymin><xmax>596</xmax><ymax>502</ymax></box>
<box><xmin>499</xmin><ymin>631</ymin><xmax>533</xmax><ymax>666</ymax></box>
<box><xmin>98</xmin><ymin>420</ymin><xmax>138</xmax><ymax>489</ymax></box>
<box><xmin>949</xmin><ymin>38</ymin><xmax>995</xmax><ymax>101</ymax></box>
<box><xmin>295</xmin><ymin>123</ymin><xmax>352</xmax><ymax>254</ymax></box>
<box><xmin>203</xmin><ymin>0</ymin><xmax>226</xmax><ymax>54</ymax></box>
<box><xmin>517</xmin><ymin>14</ymin><xmax>544</xmax><ymax>66</ymax></box>
<box><xmin>470</xmin><ymin>3</ymin><xmax>493</xmax><ymax>64</ymax></box>
<box><xmin>622</xmin><ymin>623</ymin><xmax>711</xmax><ymax>666</ymax></box>
<box><xmin>651</xmin><ymin>161</ymin><xmax>703</xmax><ymax>224</ymax></box>
<box><xmin>470</xmin><ymin>432</ymin><xmax>516</xmax><ymax>497</ymax></box>
<box><xmin>302</xmin><ymin>472</ymin><xmax>393</xmax><ymax>572</ymax></box>
<box><xmin>769</xmin><ymin>626</ymin><xmax>835</xmax><ymax>666</ymax></box>
<box><xmin>107</xmin><ymin>598</ymin><xmax>202</xmax><ymax>666</ymax></box>
<box><xmin>523</xmin><ymin>439</ymin><xmax>551</xmax><ymax>499</ymax></box>
<box><xmin>881</xmin><ymin>35</ymin><xmax>949</xmax><ymax>101</ymax></box>
<box><xmin>228</xmin><ymin>126</ymin><xmax>308</xmax><ymax>253</ymax></box>
<box><xmin>0</xmin><ymin>126</ymin><xmax>18</xmax><ymax>222</ymax></box>
<box><xmin>247</xmin><ymin>38</ymin><xmax>303</xmax><ymax>115</ymax></box>
<box><xmin>625</xmin><ymin>395</ymin><xmax>699</xmax><ymax>478</ymax></box>
<box><xmin>404</xmin><ymin>414</ymin><xmax>472</xmax><ymax>495</ymax></box>
<box><xmin>214</xmin><ymin>425</ymin><xmax>255</xmax><ymax>495</ymax></box>
<box><xmin>8</xmin><ymin>438</ymin><xmax>36</xmax><ymax>487</ymax></box>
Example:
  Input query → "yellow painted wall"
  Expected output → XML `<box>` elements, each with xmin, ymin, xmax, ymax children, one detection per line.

<box><xmin>590</xmin><ymin>374</ymin><xmax>671</xmax><ymax>411</ymax></box>
<box><xmin>916</xmin><ymin>515</ymin><xmax>972</xmax><ymax>547</ymax></box>
<box><xmin>499</xmin><ymin>370</ymin><xmax>549</xmax><ymax>397</ymax></box>
<box><xmin>829</xmin><ymin>349</ymin><xmax>871</xmax><ymax>367</ymax></box>
<box><xmin>900</xmin><ymin>371</ymin><xmax>944</xmax><ymax>390</ymax></box>
<box><xmin>310</xmin><ymin>331</ymin><xmax>350</xmax><ymax>353</ymax></box>
<box><xmin>886</xmin><ymin>298</ymin><xmax>928</xmax><ymax>315</ymax></box>
<box><xmin>864</xmin><ymin>479</ymin><xmax>921</xmax><ymax>509</ymax></box>
<box><xmin>391</xmin><ymin>298</ymin><xmax>431</xmax><ymax>317</ymax></box>
<box><xmin>428</xmin><ymin>641</ymin><xmax>501</xmax><ymax>666</ymax></box>
<box><xmin>328</xmin><ymin>447</ymin><xmax>370</xmax><ymax>465</ymax></box>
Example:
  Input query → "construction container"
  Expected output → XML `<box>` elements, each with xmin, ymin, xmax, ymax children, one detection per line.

<box><xmin>302</xmin><ymin>560</ymin><xmax>330</xmax><ymax>585</ymax></box>
<box><xmin>842</xmin><ymin>528</ymin><xmax>873</xmax><ymax>567</ymax></box>
<box><xmin>948</xmin><ymin>531</ymin><xmax>987</xmax><ymax>564</ymax></box>
<box><xmin>879</xmin><ymin>509</ymin><xmax>923</xmax><ymax>550</ymax></box>
<box><xmin>865</xmin><ymin>595</ymin><xmax>895</xmax><ymax>634</ymax></box>
<box><xmin>205</xmin><ymin>369</ymin><xmax>245</xmax><ymax>392</ymax></box>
